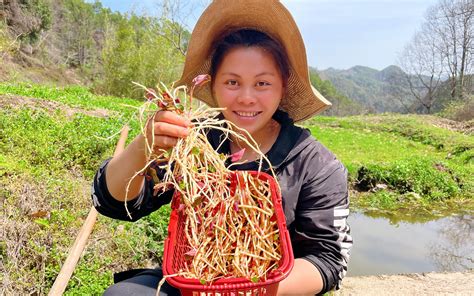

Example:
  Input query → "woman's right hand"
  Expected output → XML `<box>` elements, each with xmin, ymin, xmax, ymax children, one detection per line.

<box><xmin>145</xmin><ymin>110</ymin><xmax>192</xmax><ymax>153</ymax></box>
<box><xmin>105</xmin><ymin>110</ymin><xmax>191</xmax><ymax>201</ymax></box>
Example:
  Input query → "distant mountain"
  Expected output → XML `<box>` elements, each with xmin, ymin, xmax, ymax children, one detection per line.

<box><xmin>317</xmin><ymin>65</ymin><xmax>419</xmax><ymax>113</ymax></box>
<box><xmin>308</xmin><ymin>68</ymin><xmax>365</xmax><ymax>116</ymax></box>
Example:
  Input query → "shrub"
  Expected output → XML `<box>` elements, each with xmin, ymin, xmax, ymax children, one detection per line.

<box><xmin>440</xmin><ymin>96</ymin><xmax>474</xmax><ymax>122</ymax></box>
<box><xmin>356</xmin><ymin>158</ymin><xmax>462</xmax><ymax>201</ymax></box>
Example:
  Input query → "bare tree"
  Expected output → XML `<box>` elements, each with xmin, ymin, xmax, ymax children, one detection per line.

<box><xmin>143</xmin><ymin>0</ymin><xmax>210</xmax><ymax>56</ymax></box>
<box><xmin>398</xmin><ymin>24</ymin><xmax>445</xmax><ymax>114</ymax></box>
<box><xmin>426</xmin><ymin>0</ymin><xmax>474</xmax><ymax>99</ymax></box>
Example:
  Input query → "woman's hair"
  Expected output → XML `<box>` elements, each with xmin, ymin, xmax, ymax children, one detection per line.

<box><xmin>210</xmin><ymin>29</ymin><xmax>290</xmax><ymax>86</ymax></box>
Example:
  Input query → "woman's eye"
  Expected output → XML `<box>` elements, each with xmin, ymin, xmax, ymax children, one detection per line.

<box><xmin>226</xmin><ymin>80</ymin><xmax>238</xmax><ymax>86</ymax></box>
<box><xmin>256</xmin><ymin>81</ymin><xmax>270</xmax><ymax>87</ymax></box>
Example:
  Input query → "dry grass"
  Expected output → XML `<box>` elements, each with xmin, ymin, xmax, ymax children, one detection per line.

<box><xmin>1</xmin><ymin>173</ymin><xmax>69</xmax><ymax>294</ymax></box>
<box><xmin>0</xmin><ymin>164</ymin><xmax>169</xmax><ymax>294</ymax></box>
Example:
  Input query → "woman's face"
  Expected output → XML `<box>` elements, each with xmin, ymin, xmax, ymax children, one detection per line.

<box><xmin>213</xmin><ymin>47</ymin><xmax>284</xmax><ymax>141</ymax></box>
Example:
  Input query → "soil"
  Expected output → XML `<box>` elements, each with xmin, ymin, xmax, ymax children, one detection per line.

<box><xmin>358</xmin><ymin>114</ymin><xmax>473</xmax><ymax>135</ymax></box>
<box><xmin>0</xmin><ymin>54</ymin><xmax>85</xmax><ymax>86</ymax></box>
<box><xmin>334</xmin><ymin>270</ymin><xmax>474</xmax><ymax>296</ymax></box>
<box><xmin>0</xmin><ymin>94</ymin><xmax>114</xmax><ymax>118</ymax></box>
<box><xmin>427</xmin><ymin>116</ymin><xmax>474</xmax><ymax>135</ymax></box>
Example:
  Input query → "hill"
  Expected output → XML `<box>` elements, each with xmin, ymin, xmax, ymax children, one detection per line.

<box><xmin>318</xmin><ymin>65</ymin><xmax>422</xmax><ymax>113</ymax></box>
<box><xmin>1</xmin><ymin>0</ymin><xmax>186</xmax><ymax>99</ymax></box>
<box><xmin>309</xmin><ymin>68</ymin><xmax>366</xmax><ymax>116</ymax></box>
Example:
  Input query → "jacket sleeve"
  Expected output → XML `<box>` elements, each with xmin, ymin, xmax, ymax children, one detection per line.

<box><xmin>90</xmin><ymin>127</ymin><xmax>221</xmax><ymax>221</ymax></box>
<box><xmin>91</xmin><ymin>158</ymin><xmax>173</xmax><ymax>221</ymax></box>
<box><xmin>292</xmin><ymin>150</ymin><xmax>352</xmax><ymax>294</ymax></box>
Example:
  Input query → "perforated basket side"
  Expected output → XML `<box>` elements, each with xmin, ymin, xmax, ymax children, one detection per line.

<box><xmin>163</xmin><ymin>171</ymin><xmax>294</xmax><ymax>295</ymax></box>
<box><xmin>172</xmin><ymin>209</ymin><xmax>188</xmax><ymax>271</ymax></box>
<box><xmin>179</xmin><ymin>283</ymin><xmax>279</xmax><ymax>296</ymax></box>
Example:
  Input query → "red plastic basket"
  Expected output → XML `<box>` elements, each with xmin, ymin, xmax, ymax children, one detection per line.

<box><xmin>162</xmin><ymin>171</ymin><xmax>294</xmax><ymax>296</ymax></box>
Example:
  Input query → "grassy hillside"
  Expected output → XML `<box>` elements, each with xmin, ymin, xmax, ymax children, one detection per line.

<box><xmin>0</xmin><ymin>83</ymin><xmax>171</xmax><ymax>295</ymax></box>
<box><xmin>1</xmin><ymin>83</ymin><xmax>472</xmax><ymax>294</ymax></box>
<box><xmin>303</xmin><ymin>115</ymin><xmax>473</xmax><ymax>220</ymax></box>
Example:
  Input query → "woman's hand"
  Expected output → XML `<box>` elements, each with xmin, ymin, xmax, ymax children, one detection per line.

<box><xmin>145</xmin><ymin>110</ymin><xmax>192</xmax><ymax>153</ymax></box>
<box><xmin>105</xmin><ymin>111</ymin><xmax>191</xmax><ymax>201</ymax></box>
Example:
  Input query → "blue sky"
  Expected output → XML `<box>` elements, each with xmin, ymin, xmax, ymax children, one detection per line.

<box><xmin>93</xmin><ymin>0</ymin><xmax>439</xmax><ymax>70</ymax></box>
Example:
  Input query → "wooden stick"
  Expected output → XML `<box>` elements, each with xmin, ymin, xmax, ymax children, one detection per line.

<box><xmin>48</xmin><ymin>125</ymin><xmax>130</xmax><ymax>296</ymax></box>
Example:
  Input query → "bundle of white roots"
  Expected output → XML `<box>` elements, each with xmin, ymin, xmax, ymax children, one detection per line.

<box><xmin>125</xmin><ymin>77</ymin><xmax>282</xmax><ymax>287</ymax></box>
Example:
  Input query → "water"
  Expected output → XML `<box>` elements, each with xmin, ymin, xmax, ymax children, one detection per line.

<box><xmin>347</xmin><ymin>211</ymin><xmax>474</xmax><ymax>276</ymax></box>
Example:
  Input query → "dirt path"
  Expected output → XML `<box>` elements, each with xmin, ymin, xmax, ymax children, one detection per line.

<box><xmin>334</xmin><ymin>270</ymin><xmax>474</xmax><ymax>296</ymax></box>
<box><xmin>0</xmin><ymin>94</ymin><xmax>113</xmax><ymax>118</ymax></box>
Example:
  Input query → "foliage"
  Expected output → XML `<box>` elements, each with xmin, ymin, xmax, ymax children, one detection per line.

<box><xmin>0</xmin><ymin>83</ymin><xmax>169</xmax><ymax>294</ymax></box>
<box><xmin>18</xmin><ymin>0</ymin><xmax>53</xmax><ymax>44</ymax></box>
<box><xmin>1</xmin><ymin>108</ymin><xmax>118</xmax><ymax>177</ymax></box>
<box><xmin>0</xmin><ymin>21</ymin><xmax>18</xmax><ymax>55</ymax></box>
<box><xmin>439</xmin><ymin>95</ymin><xmax>474</xmax><ymax>122</ymax></box>
<box><xmin>2</xmin><ymin>0</ymin><xmax>189</xmax><ymax>99</ymax></box>
<box><xmin>397</xmin><ymin>0</ymin><xmax>474</xmax><ymax>113</ymax></box>
<box><xmin>305</xmin><ymin>113</ymin><xmax>473</xmax><ymax>208</ymax></box>
<box><xmin>1</xmin><ymin>83</ymin><xmax>472</xmax><ymax>293</ymax></box>
<box><xmin>356</xmin><ymin>158</ymin><xmax>461</xmax><ymax>201</ymax></box>
<box><xmin>29</xmin><ymin>0</ymin><xmax>53</xmax><ymax>32</ymax></box>
<box><xmin>317</xmin><ymin>65</ymin><xmax>419</xmax><ymax>113</ymax></box>
<box><xmin>59</xmin><ymin>0</ymin><xmax>101</xmax><ymax>67</ymax></box>
<box><xmin>314</xmin><ymin>113</ymin><xmax>474</xmax><ymax>158</ymax></box>
<box><xmin>98</xmin><ymin>13</ymin><xmax>185</xmax><ymax>98</ymax></box>
<box><xmin>0</xmin><ymin>82</ymin><xmax>140</xmax><ymax>113</ymax></box>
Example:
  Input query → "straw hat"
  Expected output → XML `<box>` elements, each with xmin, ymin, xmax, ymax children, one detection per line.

<box><xmin>176</xmin><ymin>0</ymin><xmax>331</xmax><ymax>122</ymax></box>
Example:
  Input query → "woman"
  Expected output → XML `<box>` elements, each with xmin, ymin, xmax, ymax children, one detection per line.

<box><xmin>92</xmin><ymin>1</ymin><xmax>352</xmax><ymax>295</ymax></box>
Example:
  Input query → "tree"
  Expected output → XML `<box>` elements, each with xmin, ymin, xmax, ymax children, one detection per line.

<box><xmin>398</xmin><ymin>24</ymin><xmax>445</xmax><ymax>114</ymax></box>
<box><xmin>2</xmin><ymin>0</ymin><xmax>52</xmax><ymax>52</ymax></box>
<box><xmin>2</xmin><ymin>0</ymin><xmax>196</xmax><ymax>98</ymax></box>
<box><xmin>152</xmin><ymin>0</ymin><xmax>208</xmax><ymax>56</ymax></box>
<box><xmin>100</xmin><ymin>12</ymin><xmax>187</xmax><ymax>98</ymax></box>
<box><xmin>426</xmin><ymin>0</ymin><xmax>474</xmax><ymax>99</ymax></box>
<box><xmin>398</xmin><ymin>0</ymin><xmax>474</xmax><ymax>113</ymax></box>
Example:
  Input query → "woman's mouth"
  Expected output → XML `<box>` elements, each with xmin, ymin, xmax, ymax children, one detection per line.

<box><xmin>234</xmin><ymin>111</ymin><xmax>261</xmax><ymax>118</ymax></box>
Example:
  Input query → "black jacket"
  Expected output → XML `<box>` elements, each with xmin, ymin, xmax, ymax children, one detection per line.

<box><xmin>92</xmin><ymin>111</ymin><xmax>352</xmax><ymax>293</ymax></box>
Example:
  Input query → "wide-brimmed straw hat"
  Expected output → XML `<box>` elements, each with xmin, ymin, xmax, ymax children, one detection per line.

<box><xmin>176</xmin><ymin>0</ymin><xmax>331</xmax><ymax>122</ymax></box>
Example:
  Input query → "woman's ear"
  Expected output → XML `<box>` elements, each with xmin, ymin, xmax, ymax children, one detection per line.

<box><xmin>281</xmin><ymin>84</ymin><xmax>287</xmax><ymax>100</ymax></box>
<box><xmin>210</xmin><ymin>83</ymin><xmax>216</xmax><ymax>100</ymax></box>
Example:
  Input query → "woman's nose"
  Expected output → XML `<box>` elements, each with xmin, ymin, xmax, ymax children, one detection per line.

<box><xmin>236</xmin><ymin>87</ymin><xmax>256</xmax><ymax>104</ymax></box>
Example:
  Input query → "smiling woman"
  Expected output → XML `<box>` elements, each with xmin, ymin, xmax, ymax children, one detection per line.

<box><xmin>211</xmin><ymin>30</ymin><xmax>286</xmax><ymax>161</ymax></box>
<box><xmin>92</xmin><ymin>1</ymin><xmax>352</xmax><ymax>295</ymax></box>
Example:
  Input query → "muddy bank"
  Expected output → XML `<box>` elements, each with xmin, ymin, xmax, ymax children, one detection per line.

<box><xmin>335</xmin><ymin>270</ymin><xmax>473</xmax><ymax>295</ymax></box>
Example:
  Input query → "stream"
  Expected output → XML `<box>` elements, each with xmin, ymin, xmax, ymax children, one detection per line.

<box><xmin>347</xmin><ymin>211</ymin><xmax>474</xmax><ymax>276</ymax></box>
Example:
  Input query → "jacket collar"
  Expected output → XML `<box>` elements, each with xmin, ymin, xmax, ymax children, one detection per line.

<box><xmin>209</xmin><ymin>110</ymin><xmax>312</xmax><ymax>172</ymax></box>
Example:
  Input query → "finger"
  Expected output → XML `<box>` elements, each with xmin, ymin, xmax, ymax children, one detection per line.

<box><xmin>153</xmin><ymin>135</ymin><xmax>178</xmax><ymax>149</ymax></box>
<box><xmin>152</xmin><ymin>121</ymin><xmax>189</xmax><ymax>138</ymax></box>
<box><xmin>154</xmin><ymin>110</ymin><xmax>192</xmax><ymax>127</ymax></box>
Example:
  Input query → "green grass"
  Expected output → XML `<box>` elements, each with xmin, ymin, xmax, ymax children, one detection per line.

<box><xmin>304</xmin><ymin>115</ymin><xmax>473</xmax><ymax>211</ymax></box>
<box><xmin>0</xmin><ymin>83</ymin><xmax>168</xmax><ymax>294</ymax></box>
<box><xmin>308</xmin><ymin>125</ymin><xmax>444</xmax><ymax>176</ymax></box>
<box><xmin>0</xmin><ymin>82</ymin><xmax>140</xmax><ymax>113</ymax></box>
<box><xmin>1</xmin><ymin>82</ymin><xmax>473</xmax><ymax>294</ymax></box>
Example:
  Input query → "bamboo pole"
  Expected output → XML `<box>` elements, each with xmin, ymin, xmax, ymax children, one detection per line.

<box><xmin>48</xmin><ymin>125</ymin><xmax>130</xmax><ymax>296</ymax></box>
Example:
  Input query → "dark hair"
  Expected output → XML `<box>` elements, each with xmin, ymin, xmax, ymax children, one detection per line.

<box><xmin>210</xmin><ymin>29</ymin><xmax>290</xmax><ymax>87</ymax></box>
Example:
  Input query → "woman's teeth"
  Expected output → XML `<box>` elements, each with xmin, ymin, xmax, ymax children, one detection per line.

<box><xmin>236</xmin><ymin>111</ymin><xmax>259</xmax><ymax>117</ymax></box>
